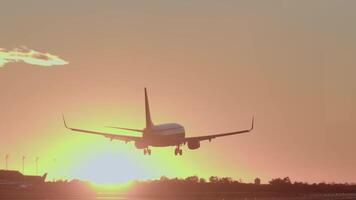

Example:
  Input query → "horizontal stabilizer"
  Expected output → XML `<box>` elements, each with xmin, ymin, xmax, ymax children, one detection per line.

<box><xmin>62</xmin><ymin>115</ymin><xmax>141</xmax><ymax>142</ymax></box>
<box><xmin>105</xmin><ymin>126</ymin><xmax>143</xmax><ymax>133</ymax></box>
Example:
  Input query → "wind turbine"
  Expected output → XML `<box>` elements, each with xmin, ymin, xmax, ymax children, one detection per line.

<box><xmin>35</xmin><ymin>157</ymin><xmax>39</xmax><ymax>175</ymax></box>
<box><xmin>22</xmin><ymin>156</ymin><xmax>26</xmax><ymax>174</ymax></box>
<box><xmin>5</xmin><ymin>154</ymin><xmax>9</xmax><ymax>170</ymax></box>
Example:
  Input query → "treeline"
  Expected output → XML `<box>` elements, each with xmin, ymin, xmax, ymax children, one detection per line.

<box><xmin>127</xmin><ymin>176</ymin><xmax>356</xmax><ymax>196</ymax></box>
<box><xmin>2</xmin><ymin>176</ymin><xmax>356</xmax><ymax>198</ymax></box>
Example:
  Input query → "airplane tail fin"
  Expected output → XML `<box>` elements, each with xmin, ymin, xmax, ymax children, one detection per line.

<box><xmin>145</xmin><ymin>88</ymin><xmax>154</xmax><ymax>128</ymax></box>
<box><xmin>41</xmin><ymin>173</ymin><xmax>48</xmax><ymax>182</ymax></box>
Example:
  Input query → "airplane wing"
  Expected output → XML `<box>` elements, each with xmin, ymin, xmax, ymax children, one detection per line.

<box><xmin>63</xmin><ymin>116</ymin><xmax>141</xmax><ymax>142</ymax></box>
<box><xmin>105</xmin><ymin>126</ymin><xmax>143</xmax><ymax>133</ymax></box>
<box><xmin>184</xmin><ymin>117</ymin><xmax>254</xmax><ymax>143</ymax></box>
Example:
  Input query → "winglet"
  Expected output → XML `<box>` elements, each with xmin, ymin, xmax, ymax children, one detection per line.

<box><xmin>249</xmin><ymin>116</ymin><xmax>254</xmax><ymax>131</ymax></box>
<box><xmin>62</xmin><ymin>114</ymin><xmax>69</xmax><ymax>129</ymax></box>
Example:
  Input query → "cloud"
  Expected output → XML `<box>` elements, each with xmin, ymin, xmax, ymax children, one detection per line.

<box><xmin>0</xmin><ymin>46</ymin><xmax>68</xmax><ymax>67</ymax></box>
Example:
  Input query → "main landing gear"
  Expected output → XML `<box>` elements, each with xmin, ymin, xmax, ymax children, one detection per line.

<box><xmin>174</xmin><ymin>146</ymin><xmax>183</xmax><ymax>156</ymax></box>
<box><xmin>144</xmin><ymin>148</ymin><xmax>151</xmax><ymax>155</ymax></box>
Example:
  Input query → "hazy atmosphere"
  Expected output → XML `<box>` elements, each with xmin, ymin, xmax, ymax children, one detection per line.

<box><xmin>1</xmin><ymin>1</ymin><xmax>355</xmax><ymax>184</ymax></box>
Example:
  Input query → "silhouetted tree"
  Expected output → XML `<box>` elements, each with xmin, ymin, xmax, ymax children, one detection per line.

<box><xmin>254</xmin><ymin>177</ymin><xmax>261</xmax><ymax>185</ymax></box>
<box><xmin>220</xmin><ymin>177</ymin><xmax>233</xmax><ymax>184</ymax></box>
<box><xmin>160</xmin><ymin>176</ymin><xmax>169</xmax><ymax>181</ymax></box>
<box><xmin>199</xmin><ymin>178</ymin><xmax>207</xmax><ymax>183</ymax></box>
<box><xmin>185</xmin><ymin>175</ymin><xmax>199</xmax><ymax>183</ymax></box>
<box><xmin>269</xmin><ymin>177</ymin><xmax>292</xmax><ymax>186</ymax></box>
<box><xmin>209</xmin><ymin>176</ymin><xmax>219</xmax><ymax>183</ymax></box>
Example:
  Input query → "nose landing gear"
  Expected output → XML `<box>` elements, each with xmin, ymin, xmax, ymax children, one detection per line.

<box><xmin>144</xmin><ymin>148</ymin><xmax>151</xmax><ymax>155</ymax></box>
<box><xmin>174</xmin><ymin>146</ymin><xmax>183</xmax><ymax>156</ymax></box>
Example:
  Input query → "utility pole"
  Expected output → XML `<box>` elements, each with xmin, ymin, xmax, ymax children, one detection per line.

<box><xmin>22</xmin><ymin>156</ymin><xmax>26</xmax><ymax>174</ymax></box>
<box><xmin>5</xmin><ymin>154</ymin><xmax>9</xmax><ymax>170</ymax></box>
<box><xmin>35</xmin><ymin>157</ymin><xmax>39</xmax><ymax>175</ymax></box>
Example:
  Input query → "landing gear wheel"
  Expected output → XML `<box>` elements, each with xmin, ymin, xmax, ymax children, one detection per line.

<box><xmin>174</xmin><ymin>147</ymin><xmax>182</xmax><ymax>156</ymax></box>
<box><xmin>144</xmin><ymin>148</ymin><xmax>151</xmax><ymax>155</ymax></box>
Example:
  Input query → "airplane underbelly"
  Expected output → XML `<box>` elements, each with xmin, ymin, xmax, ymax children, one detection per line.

<box><xmin>146</xmin><ymin>133</ymin><xmax>185</xmax><ymax>147</ymax></box>
<box><xmin>143</xmin><ymin>124</ymin><xmax>185</xmax><ymax>147</ymax></box>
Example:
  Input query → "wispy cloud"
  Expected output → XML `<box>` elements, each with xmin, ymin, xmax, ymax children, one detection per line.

<box><xmin>0</xmin><ymin>46</ymin><xmax>68</xmax><ymax>67</ymax></box>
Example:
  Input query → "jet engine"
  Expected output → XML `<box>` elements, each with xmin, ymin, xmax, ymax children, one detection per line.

<box><xmin>187</xmin><ymin>140</ymin><xmax>200</xmax><ymax>150</ymax></box>
<box><xmin>135</xmin><ymin>141</ymin><xmax>147</xmax><ymax>149</ymax></box>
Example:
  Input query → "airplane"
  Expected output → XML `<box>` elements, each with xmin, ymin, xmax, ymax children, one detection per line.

<box><xmin>63</xmin><ymin>88</ymin><xmax>254</xmax><ymax>155</ymax></box>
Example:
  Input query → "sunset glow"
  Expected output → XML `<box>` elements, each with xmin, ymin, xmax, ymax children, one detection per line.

<box><xmin>1</xmin><ymin>1</ymin><xmax>355</xmax><ymax>187</ymax></box>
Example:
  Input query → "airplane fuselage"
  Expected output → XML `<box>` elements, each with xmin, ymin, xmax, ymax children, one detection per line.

<box><xmin>137</xmin><ymin>123</ymin><xmax>185</xmax><ymax>148</ymax></box>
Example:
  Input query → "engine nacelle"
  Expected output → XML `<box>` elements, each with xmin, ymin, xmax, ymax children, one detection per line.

<box><xmin>135</xmin><ymin>141</ymin><xmax>147</xmax><ymax>149</ymax></box>
<box><xmin>187</xmin><ymin>140</ymin><xmax>200</xmax><ymax>150</ymax></box>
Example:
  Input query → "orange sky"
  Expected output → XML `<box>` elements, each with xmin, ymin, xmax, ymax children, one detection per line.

<box><xmin>0</xmin><ymin>1</ymin><xmax>355</xmax><ymax>183</ymax></box>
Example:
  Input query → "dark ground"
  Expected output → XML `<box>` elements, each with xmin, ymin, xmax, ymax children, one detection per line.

<box><xmin>1</xmin><ymin>177</ymin><xmax>356</xmax><ymax>200</ymax></box>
